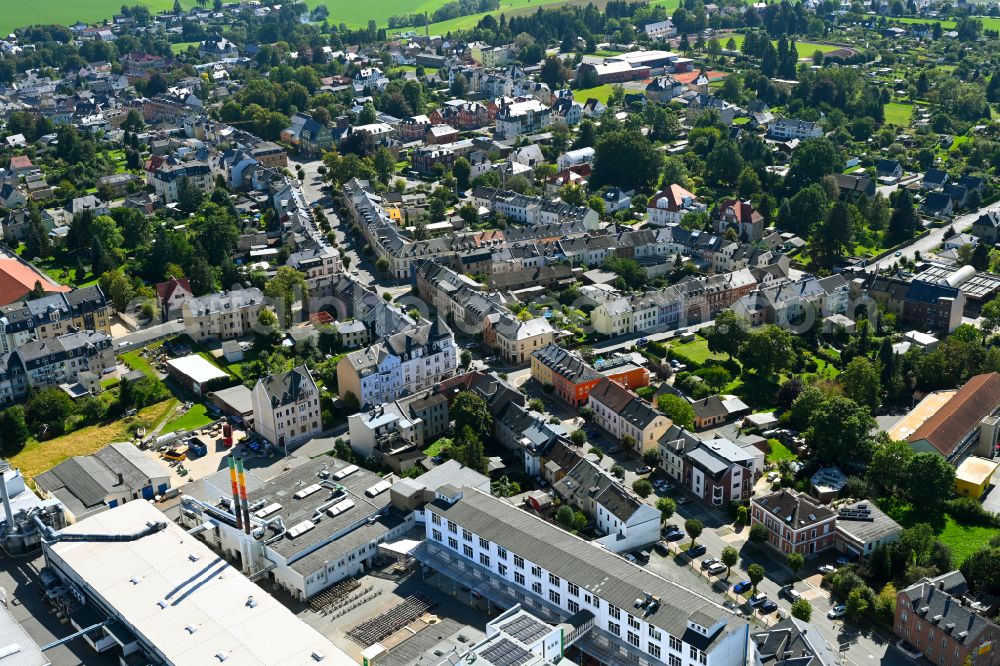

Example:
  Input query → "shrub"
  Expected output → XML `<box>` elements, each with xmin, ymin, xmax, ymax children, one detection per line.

<box><xmin>633</xmin><ymin>479</ymin><xmax>653</xmax><ymax>498</ymax></box>
<box><xmin>791</xmin><ymin>598</ymin><xmax>812</xmax><ymax>621</ymax></box>
<box><xmin>946</xmin><ymin>498</ymin><xmax>1000</xmax><ymax>528</ymax></box>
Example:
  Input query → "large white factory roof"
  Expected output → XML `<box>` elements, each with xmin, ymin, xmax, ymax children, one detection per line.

<box><xmin>45</xmin><ymin>501</ymin><xmax>352</xmax><ymax>665</ymax></box>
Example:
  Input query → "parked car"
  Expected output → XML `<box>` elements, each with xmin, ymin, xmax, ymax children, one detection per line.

<box><xmin>818</xmin><ymin>565</ymin><xmax>836</xmax><ymax>575</ymax></box>
<box><xmin>653</xmin><ymin>541</ymin><xmax>670</xmax><ymax>556</ymax></box>
<box><xmin>700</xmin><ymin>557</ymin><xmax>719</xmax><ymax>570</ymax></box>
<box><xmin>664</xmin><ymin>530</ymin><xmax>685</xmax><ymax>542</ymax></box>
<box><xmin>624</xmin><ymin>553</ymin><xmax>637</xmax><ymax>563</ymax></box>
<box><xmin>748</xmin><ymin>594</ymin><xmax>768</xmax><ymax>607</ymax></box>
<box><xmin>759</xmin><ymin>600</ymin><xmax>779</xmax><ymax>614</ymax></box>
<box><xmin>707</xmin><ymin>562</ymin><xmax>727</xmax><ymax>576</ymax></box>
<box><xmin>687</xmin><ymin>544</ymin><xmax>707</xmax><ymax>557</ymax></box>
<box><xmin>733</xmin><ymin>581</ymin><xmax>752</xmax><ymax>594</ymax></box>
<box><xmin>635</xmin><ymin>466</ymin><xmax>653</xmax><ymax>475</ymax></box>
<box><xmin>634</xmin><ymin>550</ymin><xmax>650</xmax><ymax>564</ymax></box>
<box><xmin>780</xmin><ymin>586</ymin><xmax>802</xmax><ymax>602</ymax></box>
<box><xmin>637</xmin><ymin>337</ymin><xmax>649</xmax><ymax>346</ymax></box>
<box><xmin>827</xmin><ymin>604</ymin><xmax>847</xmax><ymax>619</ymax></box>
<box><xmin>835</xmin><ymin>556</ymin><xmax>852</xmax><ymax>567</ymax></box>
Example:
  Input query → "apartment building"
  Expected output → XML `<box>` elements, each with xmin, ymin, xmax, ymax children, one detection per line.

<box><xmin>421</xmin><ymin>486</ymin><xmax>750</xmax><ymax>666</ymax></box>
<box><xmin>894</xmin><ymin>571</ymin><xmax>1000</xmax><ymax>666</ymax></box>
<box><xmin>181</xmin><ymin>288</ymin><xmax>266</xmax><ymax>342</ymax></box>
<box><xmin>337</xmin><ymin>317</ymin><xmax>458</xmax><ymax>407</ymax></box>
<box><xmin>768</xmin><ymin>119</ymin><xmax>823</xmax><ymax>141</ymax></box>
<box><xmin>659</xmin><ymin>432</ymin><xmax>761</xmax><ymax>505</ymax></box>
<box><xmin>647</xmin><ymin>184</ymin><xmax>705</xmax><ymax>226</ymax></box>
<box><xmin>495</xmin><ymin>98</ymin><xmax>552</xmax><ymax>139</ymax></box>
<box><xmin>531</xmin><ymin>344</ymin><xmax>649</xmax><ymax>406</ymax></box>
<box><xmin>0</xmin><ymin>286</ymin><xmax>110</xmax><ymax>355</ymax></box>
<box><xmin>750</xmin><ymin>489</ymin><xmax>836</xmax><ymax>557</ymax></box>
<box><xmin>484</xmin><ymin>313</ymin><xmax>556</xmax><ymax>364</ymax></box>
<box><xmin>644</xmin><ymin>19</ymin><xmax>677</xmax><ymax>40</ymax></box>
<box><xmin>144</xmin><ymin>156</ymin><xmax>212</xmax><ymax>204</ymax></box>
<box><xmin>347</xmin><ymin>391</ymin><xmax>449</xmax><ymax>464</ymax></box>
<box><xmin>588</xmin><ymin>378</ymin><xmax>671</xmax><ymax>453</ymax></box>
<box><xmin>251</xmin><ymin>365</ymin><xmax>322</xmax><ymax>449</ymax></box>
<box><xmin>0</xmin><ymin>330</ymin><xmax>114</xmax><ymax>403</ymax></box>
<box><xmin>472</xmin><ymin>187</ymin><xmax>600</xmax><ymax>230</ymax></box>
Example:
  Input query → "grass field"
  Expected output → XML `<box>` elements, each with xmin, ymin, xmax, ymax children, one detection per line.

<box><xmin>766</xmin><ymin>439</ymin><xmax>798</xmax><ymax>463</ymax></box>
<box><xmin>884</xmin><ymin>102</ymin><xmax>914</xmax><ymax>126</ymax></box>
<box><xmin>721</xmin><ymin>33</ymin><xmax>845</xmax><ymax>58</ymax></box>
<box><xmin>9</xmin><ymin>400</ymin><xmax>176</xmax><ymax>482</ymax></box>
<box><xmin>160</xmin><ymin>403</ymin><xmax>214</xmax><ymax>434</ymax></box>
<box><xmin>170</xmin><ymin>41</ymin><xmax>199</xmax><ymax>54</ymax></box>
<box><xmin>873</xmin><ymin>14</ymin><xmax>1000</xmax><ymax>31</ymax></box>
<box><xmin>121</xmin><ymin>350</ymin><xmax>158</xmax><ymax>379</ymax></box>
<box><xmin>573</xmin><ymin>84</ymin><xmax>617</xmax><ymax>104</ymax></box>
<box><xmin>0</xmin><ymin>0</ymin><xmax>194</xmax><ymax>36</ymax></box>
<box><xmin>666</xmin><ymin>336</ymin><xmax>728</xmax><ymax>366</ymax></box>
<box><xmin>881</xmin><ymin>499</ymin><xmax>996</xmax><ymax>565</ymax></box>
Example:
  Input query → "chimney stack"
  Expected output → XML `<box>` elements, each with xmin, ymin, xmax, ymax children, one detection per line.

<box><xmin>227</xmin><ymin>456</ymin><xmax>243</xmax><ymax>531</ymax></box>
<box><xmin>0</xmin><ymin>471</ymin><xmax>13</xmax><ymax>528</ymax></box>
<box><xmin>235</xmin><ymin>458</ymin><xmax>252</xmax><ymax>536</ymax></box>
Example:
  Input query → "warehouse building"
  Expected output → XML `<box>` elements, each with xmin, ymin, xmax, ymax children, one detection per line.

<box><xmin>42</xmin><ymin>500</ymin><xmax>351</xmax><ymax>665</ymax></box>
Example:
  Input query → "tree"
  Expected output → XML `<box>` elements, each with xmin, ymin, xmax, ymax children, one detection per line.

<box><xmin>721</xmin><ymin>546</ymin><xmax>739</xmax><ymax>577</ymax></box>
<box><xmin>454</xmin><ymin>425</ymin><xmax>487</xmax><ymax>473</ymax></box>
<box><xmin>611</xmin><ymin>463</ymin><xmax>625</xmax><ymax>478</ymax></box>
<box><xmin>791</xmin><ymin>598</ymin><xmax>813</xmax><ymax>621</ymax></box>
<box><xmin>452</xmin><ymin>157</ymin><xmax>471</xmax><ymax>191</ymax></box>
<box><xmin>739</xmin><ymin>325</ymin><xmax>793</xmax><ymax>378</ymax></box>
<box><xmin>642</xmin><ymin>448</ymin><xmax>660</xmax><ymax>467</ymax></box>
<box><xmin>706</xmin><ymin>139</ymin><xmax>744</xmax><ymax>186</ymax></box>
<box><xmin>451</xmin><ymin>391</ymin><xmax>493</xmax><ymax>442</ymax></box>
<box><xmin>887</xmin><ymin>189</ymin><xmax>918</xmax><ymax>243</ymax></box>
<box><xmin>98</xmin><ymin>270</ymin><xmax>135</xmax><ymax>313</ymax></box>
<box><xmin>867</xmin><ymin>436</ymin><xmax>913</xmax><ymax>496</ymax></box>
<box><xmin>569</xmin><ymin>429</ymin><xmax>588</xmax><ymax>446</ymax></box>
<box><xmin>556</xmin><ymin>504</ymin><xmax>575</xmax><ymax>529</ymax></box>
<box><xmin>633</xmin><ymin>479</ymin><xmax>653</xmax><ymax>498</ymax></box>
<box><xmin>747</xmin><ymin>563</ymin><xmax>766</xmax><ymax>594</ymax></box>
<box><xmin>812</xmin><ymin>200</ymin><xmax>855</xmax><ymax>269</ymax></box>
<box><xmin>785</xmin><ymin>137</ymin><xmax>842</xmax><ymax>191</ymax></box>
<box><xmin>0</xmin><ymin>406</ymin><xmax>30</xmax><ymax>453</ymax></box>
<box><xmin>373</xmin><ymin>147</ymin><xmax>395</xmax><ymax>185</ymax></box>
<box><xmin>590</xmin><ymin>130</ymin><xmax>663</xmax><ymax>193</ymax></box>
<box><xmin>737</xmin><ymin>166</ymin><xmax>762</xmax><ymax>200</ymax></box>
<box><xmin>960</xmin><ymin>546</ymin><xmax>1000</xmax><ymax>594</ymax></box>
<box><xmin>264</xmin><ymin>266</ymin><xmax>308</xmax><ymax>325</ymax></box>
<box><xmin>699</xmin><ymin>365</ymin><xmax>732</xmax><ymax>392</ymax></box>
<box><xmin>787</xmin><ymin>552</ymin><xmax>805</xmax><ymax>579</ymax></box>
<box><xmin>539</xmin><ymin>55</ymin><xmax>568</xmax><ymax>88</ymax></box>
<box><xmin>840</xmin><ymin>357</ymin><xmax>881</xmax><ymax>410</ymax></box>
<box><xmin>656</xmin><ymin>496</ymin><xmax>676</xmax><ymax>521</ymax></box>
<box><xmin>749</xmin><ymin>522</ymin><xmax>769</xmax><ymax>545</ymax></box>
<box><xmin>685</xmin><ymin>518</ymin><xmax>703</xmax><ymax>546</ymax></box>
<box><xmin>846</xmin><ymin>586</ymin><xmax>873</xmax><ymax>621</ymax></box>
<box><xmin>703</xmin><ymin>309</ymin><xmax>749</xmax><ymax>360</ymax></box>
<box><xmin>460</xmin><ymin>350</ymin><xmax>472</xmax><ymax>368</ymax></box>
<box><xmin>980</xmin><ymin>294</ymin><xmax>1000</xmax><ymax>340</ymax></box>
<box><xmin>657</xmin><ymin>394</ymin><xmax>695</xmax><ymax>430</ymax></box>
<box><xmin>26</xmin><ymin>387</ymin><xmax>74</xmax><ymax>433</ymax></box>
<box><xmin>906</xmin><ymin>452</ymin><xmax>955</xmax><ymax>510</ymax></box>
<box><xmin>807</xmin><ymin>396</ymin><xmax>877</xmax><ymax>466</ymax></box>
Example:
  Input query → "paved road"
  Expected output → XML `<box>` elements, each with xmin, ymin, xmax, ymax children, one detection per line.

<box><xmin>872</xmin><ymin>200</ymin><xmax>998</xmax><ymax>270</ymax></box>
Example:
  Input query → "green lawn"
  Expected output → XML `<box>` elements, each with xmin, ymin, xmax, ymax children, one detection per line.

<box><xmin>0</xmin><ymin>0</ymin><xmax>195</xmax><ymax>36</ymax></box>
<box><xmin>721</xmin><ymin>33</ymin><xmax>844</xmax><ymax>57</ymax></box>
<box><xmin>121</xmin><ymin>350</ymin><xmax>157</xmax><ymax>379</ymax></box>
<box><xmin>666</xmin><ymin>336</ymin><xmax>728</xmax><ymax>366</ymax></box>
<box><xmin>170</xmin><ymin>41</ymin><xmax>199</xmax><ymax>54</ymax></box>
<box><xmin>160</xmin><ymin>403</ymin><xmax>214</xmax><ymax>435</ymax></box>
<box><xmin>422</xmin><ymin>438</ymin><xmax>451</xmax><ymax>457</ymax></box>
<box><xmin>881</xmin><ymin>500</ymin><xmax>996</xmax><ymax>565</ymax></box>
<box><xmin>766</xmin><ymin>439</ymin><xmax>798</xmax><ymax>463</ymax></box>
<box><xmin>884</xmin><ymin>102</ymin><xmax>914</xmax><ymax>127</ymax></box>
<box><xmin>573</xmin><ymin>84</ymin><xmax>617</xmax><ymax>104</ymax></box>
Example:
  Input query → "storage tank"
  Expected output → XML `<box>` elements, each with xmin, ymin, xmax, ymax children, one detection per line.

<box><xmin>222</xmin><ymin>422</ymin><xmax>233</xmax><ymax>448</ymax></box>
<box><xmin>946</xmin><ymin>265</ymin><xmax>976</xmax><ymax>288</ymax></box>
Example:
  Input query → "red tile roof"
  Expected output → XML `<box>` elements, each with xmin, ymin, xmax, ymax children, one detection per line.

<box><xmin>0</xmin><ymin>258</ymin><xmax>70</xmax><ymax>305</ymax></box>
<box><xmin>907</xmin><ymin>373</ymin><xmax>1000</xmax><ymax>457</ymax></box>
<box><xmin>155</xmin><ymin>277</ymin><xmax>192</xmax><ymax>302</ymax></box>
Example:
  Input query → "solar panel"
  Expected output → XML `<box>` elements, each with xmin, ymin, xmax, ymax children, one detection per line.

<box><xmin>500</xmin><ymin>615</ymin><xmax>549</xmax><ymax>644</ymax></box>
<box><xmin>480</xmin><ymin>639</ymin><xmax>533</xmax><ymax>666</ymax></box>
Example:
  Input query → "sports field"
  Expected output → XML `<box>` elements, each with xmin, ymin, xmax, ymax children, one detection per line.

<box><xmin>0</xmin><ymin>0</ymin><xmax>194</xmax><ymax>36</ymax></box>
<box><xmin>721</xmin><ymin>33</ymin><xmax>846</xmax><ymax>58</ymax></box>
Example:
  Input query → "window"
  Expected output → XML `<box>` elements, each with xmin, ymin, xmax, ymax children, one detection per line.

<box><xmin>548</xmin><ymin>573</ymin><xmax>560</xmax><ymax>587</ymax></box>
<box><xmin>447</xmin><ymin>520</ymin><xmax>457</xmax><ymax>534</ymax></box>
<box><xmin>689</xmin><ymin>647</ymin><xmax>698</xmax><ymax>660</ymax></box>
<box><xmin>531</xmin><ymin>565</ymin><xmax>542</xmax><ymax>577</ymax></box>
<box><xmin>498</xmin><ymin>564</ymin><xmax>507</xmax><ymax>577</ymax></box>
<box><xmin>549</xmin><ymin>590</ymin><xmax>560</xmax><ymax>605</ymax></box>
<box><xmin>568</xmin><ymin>582</ymin><xmax>579</xmax><ymax>597</ymax></box>
<box><xmin>448</xmin><ymin>537</ymin><xmax>458</xmax><ymax>550</ymax></box>
<box><xmin>514</xmin><ymin>555</ymin><xmax>525</xmax><ymax>569</ymax></box>
<box><xmin>462</xmin><ymin>529</ymin><xmax>472</xmax><ymax>542</ymax></box>
<box><xmin>628</xmin><ymin>615</ymin><xmax>640</xmax><ymax>630</ymax></box>
<box><xmin>463</xmin><ymin>545</ymin><xmax>473</xmax><ymax>558</ymax></box>
<box><xmin>479</xmin><ymin>554</ymin><xmax>491</xmax><ymax>567</ymax></box>
<box><xmin>479</xmin><ymin>537</ymin><xmax>490</xmax><ymax>549</ymax></box>
<box><xmin>497</xmin><ymin>546</ymin><xmax>508</xmax><ymax>560</ymax></box>
<box><xmin>627</xmin><ymin>631</ymin><xmax>640</xmax><ymax>648</ymax></box>
<box><xmin>648</xmin><ymin>626</ymin><xmax>662</xmax><ymax>641</ymax></box>
<box><xmin>568</xmin><ymin>599</ymin><xmax>579</xmax><ymax>613</ymax></box>
<box><xmin>432</xmin><ymin>529</ymin><xmax>442</xmax><ymax>541</ymax></box>
<box><xmin>609</xmin><ymin>605</ymin><xmax>621</xmax><ymax>620</ymax></box>
<box><xmin>515</xmin><ymin>572</ymin><xmax>525</xmax><ymax>586</ymax></box>
<box><xmin>608</xmin><ymin>622</ymin><xmax>620</xmax><ymax>637</ymax></box>
<box><xmin>648</xmin><ymin>644</ymin><xmax>662</xmax><ymax>659</ymax></box>
<box><xmin>532</xmin><ymin>582</ymin><xmax>542</xmax><ymax>595</ymax></box>
<box><xmin>669</xmin><ymin>655</ymin><xmax>681</xmax><ymax>666</ymax></box>
<box><xmin>669</xmin><ymin>636</ymin><xmax>682</xmax><ymax>653</ymax></box>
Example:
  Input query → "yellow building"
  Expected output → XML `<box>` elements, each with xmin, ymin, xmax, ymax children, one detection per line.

<box><xmin>954</xmin><ymin>456</ymin><xmax>999</xmax><ymax>499</ymax></box>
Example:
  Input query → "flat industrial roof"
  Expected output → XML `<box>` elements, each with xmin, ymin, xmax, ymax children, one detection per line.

<box><xmin>955</xmin><ymin>456</ymin><xmax>999</xmax><ymax>485</ymax></box>
<box><xmin>0</xmin><ymin>603</ymin><xmax>49</xmax><ymax>666</ymax></box>
<box><xmin>165</xmin><ymin>354</ymin><xmax>230</xmax><ymax>384</ymax></box>
<box><xmin>45</xmin><ymin>501</ymin><xmax>351</xmax><ymax>665</ymax></box>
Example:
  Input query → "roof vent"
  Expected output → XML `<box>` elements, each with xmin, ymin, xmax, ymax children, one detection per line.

<box><xmin>188</xmin><ymin>553</ymin><xmax>200</xmax><ymax>562</ymax></box>
<box><xmin>129</xmin><ymin>576</ymin><xmax>143</xmax><ymax>585</ymax></box>
<box><xmin>157</xmin><ymin>599</ymin><xmax>169</xmax><ymax>609</ymax></box>
<box><xmin>185</xmin><ymin>625</ymin><xmax>198</xmax><ymax>634</ymax></box>
<box><xmin>215</xmin><ymin>652</ymin><xmax>230</xmax><ymax>662</ymax></box>
<box><xmin>246</xmin><ymin>596</ymin><xmax>257</xmax><ymax>608</ymax></box>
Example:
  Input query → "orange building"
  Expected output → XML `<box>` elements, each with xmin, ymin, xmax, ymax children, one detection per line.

<box><xmin>531</xmin><ymin>344</ymin><xmax>649</xmax><ymax>407</ymax></box>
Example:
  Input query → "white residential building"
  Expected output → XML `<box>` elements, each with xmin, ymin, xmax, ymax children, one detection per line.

<box><xmin>182</xmin><ymin>288</ymin><xmax>266</xmax><ymax>342</ymax></box>
<box><xmin>251</xmin><ymin>365</ymin><xmax>323</xmax><ymax>449</ymax></box>
<box><xmin>644</xmin><ymin>19</ymin><xmax>677</xmax><ymax>40</ymax></box>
